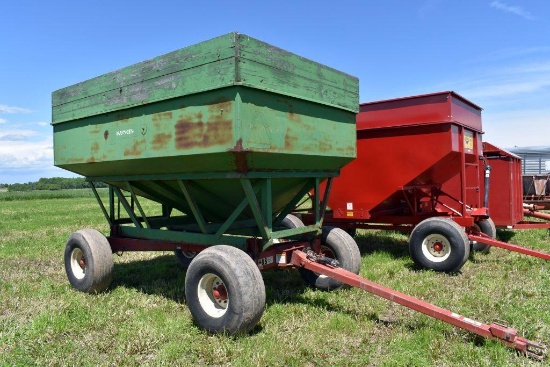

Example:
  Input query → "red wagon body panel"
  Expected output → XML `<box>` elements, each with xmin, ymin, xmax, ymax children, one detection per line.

<box><xmin>481</xmin><ymin>142</ymin><xmax>524</xmax><ymax>227</ymax></box>
<box><xmin>327</xmin><ymin>91</ymin><xmax>484</xmax><ymax>224</ymax></box>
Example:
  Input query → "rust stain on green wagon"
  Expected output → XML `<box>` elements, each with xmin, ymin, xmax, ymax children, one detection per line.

<box><xmin>152</xmin><ymin>111</ymin><xmax>173</xmax><ymax>122</ymax></box>
<box><xmin>124</xmin><ymin>140</ymin><xmax>146</xmax><ymax>156</ymax></box>
<box><xmin>174</xmin><ymin>100</ymin><xmax>234</xmax><ymax>150</ymax></box>
<box><xmin>91</xmin><ymin>142</ymin><xmax>100</xmax><ymax>154</ymax></box>
<box><xmin>175</xmin><ymin>120</ymin><xmax>233</xmax><ymax>149</ymax></box>
<box><xmin>152</xmin><ymin>133</ymin><xmax>172</xmax><ymax>150</ymax></box>
<box><xmin>152</xmin><ymin>111</ymin><xmax>174</xmax><ymax>129</ymax></box>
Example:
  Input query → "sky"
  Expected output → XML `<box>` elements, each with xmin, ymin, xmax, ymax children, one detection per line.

<box><xmin>1</xmin><ymin>0</ymin><xmax>549</xmax><ymax>184</ymax></box>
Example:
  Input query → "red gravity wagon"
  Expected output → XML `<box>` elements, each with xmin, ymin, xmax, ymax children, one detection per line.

<box><xmin>298</xmin><ymin>91</ymin><xmax>550</xmax><ymax>273</ymax></box>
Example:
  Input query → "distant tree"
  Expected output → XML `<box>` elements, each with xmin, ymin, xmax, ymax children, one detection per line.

<box><xmin>7</xmin><ymin>177</ymin><xmax>108</xmax><ymax>192</ymax></box>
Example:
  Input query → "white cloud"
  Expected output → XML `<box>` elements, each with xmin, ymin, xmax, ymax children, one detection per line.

<box><xmin>490</xmin><ymin>1</ymin><xmax>534</xmax><ymax>20</ymax></box>
<box><xmin>428</xmin><ymin>53</ymin><xmax>550</xmax><ymax>148</ymax></box>
<box><xmin>37</xmin><ymin>121</ymin><xmax>50</xmax><ymax>126</ymax></box>
<box><xmin>450</xmin><ymin>60</ymin><xmax>550</xmax><ymax>101</ymax></box>
<box><xmin>0</xmin><ymin>118</ymin><xmax>6</xmax><ymax>124</ymax></box>
<box><xmin>0</xmin><ymin>128</ymin><xmax>53</xmax><ymax>172</ymax></box>
<box><xmin>0</xmin><ymin>129</ymin><xmax>38</xmax><ymax>141</ymax></box>
<box><xmin>0</xmin><ymin>137</ymin><xmax>53</xmax><ymax>170</ymax></box>
<box><xmin>0</xmin><ymin>104</ymin><xmax>32</xmax><ymax>114</ymax></box>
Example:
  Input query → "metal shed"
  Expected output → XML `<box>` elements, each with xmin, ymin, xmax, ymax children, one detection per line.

<box><xmin>508</xmin><ymin>146</ymin><xmax>550</xmax><ymax>175</ymax></box>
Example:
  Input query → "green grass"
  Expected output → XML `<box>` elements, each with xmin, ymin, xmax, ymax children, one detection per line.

<box><xmin>0</xmin><ymin>188</ymin><xmax>106</xmax><ymax>201</ymax></box>
<box><xmin>1</xmin><ymin>195</ymin><xmax>550</xmax><ymax>366</ymax></box>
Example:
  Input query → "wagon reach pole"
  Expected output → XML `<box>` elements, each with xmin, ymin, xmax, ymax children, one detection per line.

<box><xmin>468</xmin><ymin>233</ymin><xmax>550</xmax><ymax>261</ymax></box>
<box><xmin>290</xmin><ymin>249</ymin><xmax>547</xmax><ymax>359</ymax></box>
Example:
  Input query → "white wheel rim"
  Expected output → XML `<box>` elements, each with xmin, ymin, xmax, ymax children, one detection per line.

<box><xmin>70</xmin><ymin>248</ymin><xmax>86</xmax><ymax>280</ymax></box>
<box><xmin>421</xmin><ymin>234</ymin><xmax>451</xmax><ymax>262</ymax></box>
<box><xmin>197</xmin><ymin>273</ymin><xmax>228</xmax><ymax>318</ymax></box>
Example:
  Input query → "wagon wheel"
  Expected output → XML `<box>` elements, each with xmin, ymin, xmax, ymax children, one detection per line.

<box><xmin>281</xmin><ymin>214</ymin><xmax>305</xmax><ymax>230</ymax></box>
<box><xmin>299</xmin><ymin>227</ymin><xmax>362</xmax><ymax>291</ymax></box>
<box><xmin>470</xmin><ymin>218</ymin><xmax>496</xmax><ymax>254</ymax></box>
<box><xmin>185</xmin><ymin>245</ymin><xmax>266</xmax><ymax>335</ymax></box>
<box><xmin>409</xmin><ymin>217</ymin><xmax>470</xmax><ymax>273</ymax></box>
<box><xmin>64</xmin><ymin>228</ymin><xmax>114</xmax><ymax>293</ymax></box>
<box><xmin>174</xmin><ymin>250</ymin><xmax>197</xmax><ymax>269</ymax></box>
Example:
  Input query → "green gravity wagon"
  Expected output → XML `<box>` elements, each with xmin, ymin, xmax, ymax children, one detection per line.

<box><xmin>52</xmin><ymin>32</ymin><xmax>361</xmax><ymax>334</ymax></box>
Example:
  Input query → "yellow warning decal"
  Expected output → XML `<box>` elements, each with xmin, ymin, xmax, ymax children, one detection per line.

<box><xmin>464</xmin><ymin>131</ymin><xmax>474</xmax><ymax>151</ymax></box>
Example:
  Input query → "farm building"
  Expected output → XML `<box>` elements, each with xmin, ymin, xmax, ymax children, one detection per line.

<box><xmin>508</xmin><ymin>146</ymin><xmax>550</xmax><ymax>175</ymax></box>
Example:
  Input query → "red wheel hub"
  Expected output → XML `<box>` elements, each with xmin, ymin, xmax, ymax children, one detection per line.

<box><xmin>212</xmin><ymin>285</ymin><xmax>228</xmax><ymax>300</ymax></box>
<box><xmin>433</xmin><ymin>242</ymin><xmax>444</xmax><ymax>252</ymax></box>
<box><xmin>78</xmin><ymin>258</ymin><xmax>86</xmax><ymax>269</ymax></box>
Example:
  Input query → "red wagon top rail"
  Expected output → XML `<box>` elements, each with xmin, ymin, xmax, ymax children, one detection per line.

<box><xmin>357</xmin><ymin>91</ymin><xmax>483</xmax><ymax>132</ymax></box>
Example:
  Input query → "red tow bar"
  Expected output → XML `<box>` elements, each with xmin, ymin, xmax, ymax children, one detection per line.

<box><xmin>468</xmin><ymin>233</ymin><xmax>550</xmax><ymax>261</ymax></box>
<box><xmin>290</xmin><ymin>249</ymin><xmax>547</xmax><ymax>359</ymax></box>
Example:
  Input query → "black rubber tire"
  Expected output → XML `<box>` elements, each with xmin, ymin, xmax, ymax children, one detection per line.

<box><xmin>185</xmin><ymin>245</ymin><xmax>266</xmax><ymax>335</ymax></box>
<box><xmin>299</xmin><ymin>227</ymin><xmax>362</xmax><ymax>291</ymax></box>
<box><xmin>64</xmin><ymin>228</ymin><xmax>114</xmax><ymax>293</ymax></box>
<box><xmin>471</xmin><ymin>218</ymin><xmax>496</xmax><ymax>254</ymax></box>
<box><xmin>174</xmin><ymin>250</ymin><xmax>197</xmax><ymax>269</ymax></box>
<box><xmin>344</xmin><ymin>227</ymin><xmax>357</xmax><ymax>238</ymax></box>
<box><xmin>409</xmin><ymin>217</ymin><xmax>470</xmax><ymax>273</ymax></box>
<box><xmin>281</xmin><ymin>214</ymin><xmax>305</xmax><ymax>229</ymax></box>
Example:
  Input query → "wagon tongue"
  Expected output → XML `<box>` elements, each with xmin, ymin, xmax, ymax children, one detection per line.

<box><xmin>290</xmin><ymin>249</ymin><xmax>547</xmax><ymax>359</ymax></box>
<box><xmin>486</xmin><ymin>321</ymin><xmax>547</xmax><ymax>359</ymax></box>
<box><xmin>527</xmin><ymin>342</ymin><xmax>548</xmax><ymax>360</ymax></box>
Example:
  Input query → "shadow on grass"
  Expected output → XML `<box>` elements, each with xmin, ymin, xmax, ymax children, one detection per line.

<box><xmin>496</xmin><ymin>229</ymin><xmax>516</xmax><ymax>242</ymax></box>
<box><xmin>354</xmin><ymin>230</ymin><xmax>410</xmax><ymax>259</ymax></box>
<box><xmin>106</xmin><ymin>244</ymin><xmax>465</xmax><ymax>334</ymax></box>
<box><xmin>108</xmin><ymin>253</ymin><xmax>391</xmax><ymax>329</ymax></box>
<box><xmin>111</xmin><ymin>254</ymin><xmax>186</xmax><ymax>303</ymax></box>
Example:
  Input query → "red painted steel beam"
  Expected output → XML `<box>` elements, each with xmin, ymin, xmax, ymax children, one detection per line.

<box><xmin>468</xmin><ymin>234</ymin><xmax>550</xmax><ymax>261</ymax></box>
<box><xmin>290</xmin><ymin>250</ymin><xmax>547</xmax><ymax>359</ymax></box>
<box><xmin>523</xmin><ymin>209</ymin><xmax>550</xmax><ymax>221</ymax></box>
<box><xmin>108</xmin><ymin>236</ymin><xmax>207</xmax><ymax>253</ymax></box>
<box><xmin>512</xmin><ymin>222</ymin><xmax>550</xmax><ymax>230</ymax></box>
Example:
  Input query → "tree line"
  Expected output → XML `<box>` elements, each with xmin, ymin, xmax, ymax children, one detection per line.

<box><xmin>2</xmin><ymin>177</ymin><xmax>108</xmax><ymax>192</ymax></box>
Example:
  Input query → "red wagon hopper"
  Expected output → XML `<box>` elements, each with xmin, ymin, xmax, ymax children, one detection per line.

<box><xmin>480</xmin><ymin>142</ymin><xmax>550</xmax><ymax>229</ymax></box>
<box><xmin>299</xmin><ymin>91</ymin><xmax>550</xmax><ymax>272</ymax></box>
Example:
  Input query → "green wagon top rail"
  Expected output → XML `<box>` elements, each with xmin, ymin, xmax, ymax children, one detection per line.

<box><xmin>52</xmin><ymin>32</ymin><xmax>358</xmax><ymax>124</ymax></box>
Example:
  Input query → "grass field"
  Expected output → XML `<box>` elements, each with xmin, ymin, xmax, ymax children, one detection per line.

<box><xmin>1</xmin><ymin>190</ymin><xmax>550</xmax><ymax>366</ymax></box>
